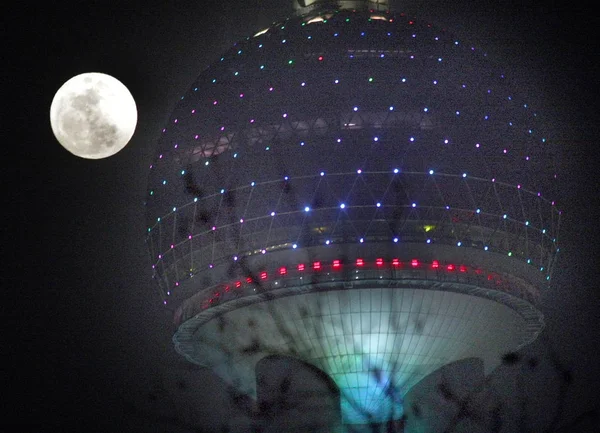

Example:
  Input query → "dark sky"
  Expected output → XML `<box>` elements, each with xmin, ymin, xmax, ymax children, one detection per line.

<box><xmin>10</xmin><ymin>0</ymin><xmax>600</xmax><ymax>431</ymax></box>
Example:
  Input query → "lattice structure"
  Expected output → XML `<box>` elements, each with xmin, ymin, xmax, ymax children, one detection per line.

<box><xmin>146</xmin><ymin>4</ymin><xmax>561</xmax><ymax>426</ymax></box>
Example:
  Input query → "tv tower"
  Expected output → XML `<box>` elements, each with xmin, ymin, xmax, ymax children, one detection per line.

<box><xmin>145</xmin><ymin>0</ymin><xmax>561</xmax><ymax>429</ymax></box>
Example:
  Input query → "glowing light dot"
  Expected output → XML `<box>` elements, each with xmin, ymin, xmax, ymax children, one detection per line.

<box><xmin>340</xmin><ymin>203</ymin><xmax>346</xmax><ymax>209</ymax></box>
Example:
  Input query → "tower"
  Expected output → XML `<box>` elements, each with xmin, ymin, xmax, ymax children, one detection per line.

<box><xmin>145</xmin><ymin>0</ymin><xmax>561</xmax><ymax>428</ymax></box>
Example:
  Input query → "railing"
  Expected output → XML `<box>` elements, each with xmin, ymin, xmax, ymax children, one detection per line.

<box><xmin>172</xmin><ymin>257</ymin><xmax>541</xmax><ymax>326</ymax></box>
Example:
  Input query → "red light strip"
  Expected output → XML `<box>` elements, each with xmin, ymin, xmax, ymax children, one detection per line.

<box><xmin>201</xmin><ymin>259</ymin><xmax>507</xmax><ymax>307</ymax></box>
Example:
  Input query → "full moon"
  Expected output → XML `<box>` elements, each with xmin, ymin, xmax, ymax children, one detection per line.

<box><xmin>50</xmin><ymin>72</ymin><xmax>137</xmax><ymax>159</ymax></box>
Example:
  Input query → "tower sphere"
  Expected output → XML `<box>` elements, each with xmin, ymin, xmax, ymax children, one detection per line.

<box><xmin>146</xmin><ymin>3</ymin><xmax>560</xmax><ymax>426</ymax></box>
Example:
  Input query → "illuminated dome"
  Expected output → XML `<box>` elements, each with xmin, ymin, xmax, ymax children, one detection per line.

<box><xmin>146</xmin><ymin>4</ymin><xmax>560</xmax><ymax>426</ymax></box>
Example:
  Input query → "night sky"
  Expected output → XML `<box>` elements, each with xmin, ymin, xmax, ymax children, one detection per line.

<box><xmin>10</xmin><ymin>0</ymin><xmax>600</xmax><ymax>431</ymax></box>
